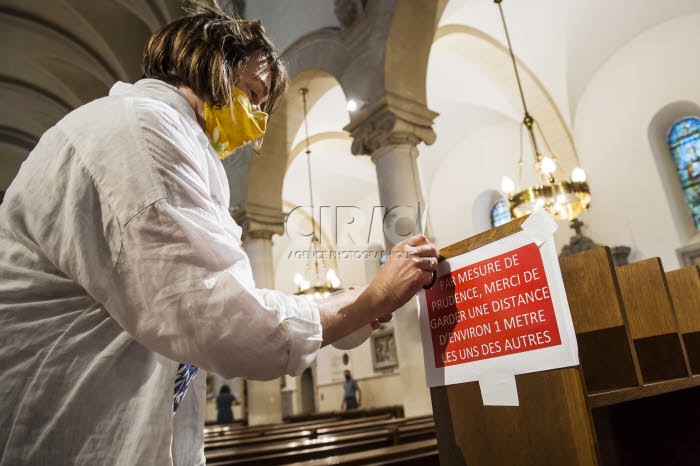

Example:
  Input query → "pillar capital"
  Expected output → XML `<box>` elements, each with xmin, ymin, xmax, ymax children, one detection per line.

<box><xmin>231</xmin><ymin>204</ymin><xmax>286</xmax><ymax>243</ymax></box>
<box><xmin>343</xmin><ymin>92</ymin><xmax>439</xmax><ymax>157</ymax></box>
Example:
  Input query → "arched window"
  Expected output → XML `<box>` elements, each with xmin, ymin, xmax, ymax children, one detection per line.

<box><xmin>490</xmin><ymin>198</ymin><xmax>511</xmax><ymax>228</ymax></box>
<box><xmin>668</xmin><ymin>117</ymin><xmax>700</xmax><ymax>229</ymax></box>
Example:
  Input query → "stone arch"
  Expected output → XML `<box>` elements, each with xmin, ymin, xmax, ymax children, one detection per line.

<box><xmin>0</xmin><ymin>6</ymin><xmax>126</xmax><ymax>85</ymax></box>
<box><xmin>283</xmin><ymin>30</ymin><xmax>347</xmax><ymax>84</ymax></box>
<box><xmin>0</xmin><ymin>0</ymin><xmax>176</xmax><ymax>188</ymax></box>
<box><xmin>68</xmin><ymin>0</ymin><xmax>155</xmax><ymax>81</ymax></box>
<box><xmin>288</xmin><ymin>131</ymin><xmax>352</xmax><ymax>169</ymax></box>
<box><xmin>648</xmin><ymin>100</ymin><xmax>700</xmax><ymax>243</ymax></box>
<box><xmin>383</xmin><ymin>0</ymin><xmax>447</xmax><ymax>105</ymax></box>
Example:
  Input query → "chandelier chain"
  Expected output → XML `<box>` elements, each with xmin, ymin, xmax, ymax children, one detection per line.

<box><xmin>299</xmin><ymin>88</ymin><xmax>317</xmax><ymax>242</ymax></box>
<box><xmin>293</xmin><ymin>86</ymin><xmax>343</xmax><ymax>296</ymax></box>
<box><xmin>497</xmin><ymin>0</ymin><xmax>528</xmax><ymax>117</ymax></box>
<box><xmin>497</xmin><ymin>0</ymin><xmax>544</xmax><ymax>163</ymax></box>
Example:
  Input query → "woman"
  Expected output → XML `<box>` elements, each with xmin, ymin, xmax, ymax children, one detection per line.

<box><xmin>216</xmin><ymin>385</ymin><xmax>240</xmax><ymax>425</ymax></box>
<box><xmin>0</xmin><ymin>6</ymin><xmax>438</xmax><ymax>466</ymax></box>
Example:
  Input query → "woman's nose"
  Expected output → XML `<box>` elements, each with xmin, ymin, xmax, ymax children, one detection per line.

<box><xmin>244</xmin><ymin>89</ymin><xmax>260</xmax><ymax>109</ymax></box>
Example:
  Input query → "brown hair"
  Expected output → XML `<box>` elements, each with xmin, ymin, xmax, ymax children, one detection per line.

<box><xmin>142</xmin><ymin>7</ymin><xmax>288</xmax><ymax>117</ymax></box>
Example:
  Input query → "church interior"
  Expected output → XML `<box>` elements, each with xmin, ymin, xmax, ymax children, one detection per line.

<box><xmin>1</xmin><ymin>0</ymin><xmax>699</xmax><ymax>464</ymax></box>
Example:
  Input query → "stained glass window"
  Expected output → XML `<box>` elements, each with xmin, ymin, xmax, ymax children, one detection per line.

<box><xmin>490</xmin><ymin>198</ymin><xmax>512</xmax><ymax>228</ymax></box>
<box><xmin>668</xmin><ymin>117</ymin><xmax>700</xmax><ymax>229</ymax></box>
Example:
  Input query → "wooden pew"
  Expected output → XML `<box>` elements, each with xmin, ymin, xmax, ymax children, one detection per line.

<box><xmin>205</xmin><ymin>417</ymin><xmax>341</xmax><ymax>438</ymax></box>
<box><xmin>428</xmin><ymin>218</ymin><xmax>700</xmax><ymax>466</ymax></box>
<box><xmin>205</xmin><ymin>417</ymin><xmax>435</xmax><ymax>465</ymax></box>
<box><xmin>209</xmin><ymin>424</ymin><xmax>435</xmax><ymax>465</ymax></box>
<box><xmin>204</xmin><ymin>415</ymin><xmax>431</xmax><ymax>453</ymax></box>
<box><xmin>290</xmin><ymin>438</ymin><xmax>439</xmax><ymax>466</ymax></box>
<box><xmin>559</xmin><ymin>247</ymin><xmax>641</xmax><ymax>392</ymax></box>
<box><xmin>615</xmin><ymin>258</ymin><xmax>691</xmax><ymax>382</ymax></box>
<box><xmin>666</xmin><ymin>265</ymin><xmax>700</xmax><ymax>374</ymax></box>
<box><xmin>205</xmin><ymin>414</ymin><xmax>392</xmax><ymax>446</ymax></box>
<box><xmin>313</xmin><ymin>414</ymin><xmax>432</xmax><ymax>437</ymax></box>
<box><xmin>204</xmin><ymin>406</ymin><xmax>402</xmax><ymax>440</ymax></box>
<box><xmin>283</xmin><ymin>405</ymin><xmax>404</xmax><ymax>423</ymax></box>
<box><xmin>204</xmin><ymin>414</ymin><xmax>400</xmax><ymax>451</ymax></box>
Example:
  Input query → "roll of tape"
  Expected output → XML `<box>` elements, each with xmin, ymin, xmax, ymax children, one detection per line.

<box><xmin>332</xmin><ymin>324</ymin><xmax>373</xmax><ymax>350</ymax></box>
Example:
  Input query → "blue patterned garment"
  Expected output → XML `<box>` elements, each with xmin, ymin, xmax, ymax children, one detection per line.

<box><xmin>173</xmin><ymin>363</ymin><xmax>199</xmax><ymax>413</ymax></box>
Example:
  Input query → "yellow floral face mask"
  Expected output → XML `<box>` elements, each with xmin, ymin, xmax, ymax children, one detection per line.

<box><xmin>203</xmin><ymin>86</ymin><xmax>268</xmax><ymax>160</ymax></box>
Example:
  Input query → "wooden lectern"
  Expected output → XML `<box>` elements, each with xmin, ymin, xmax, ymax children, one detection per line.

<box><xmin>431</xmin><ymin>218</ymin><xmax>700</xmax><ymax>466</ymax></box>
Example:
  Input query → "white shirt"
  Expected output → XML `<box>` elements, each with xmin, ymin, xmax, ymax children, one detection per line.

<box><xmin>0</xmin><ymin>79</ymin><xmax>322</xmax><ymax>465</ymax></box>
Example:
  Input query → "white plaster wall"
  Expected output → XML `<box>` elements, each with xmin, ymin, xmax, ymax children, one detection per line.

<box><xmin>573</xmin><ymin>13</ymin><xmax>700</xmax><ymax>269</ymax></box>
<box><xmin>440</xmin><ymin>0</ymin><xmax>571</xmax><ymax>127</ymax></box>
<box><xmin>424</xmin><ymin>121</ymin><xmax>520</xmax><ymax>249</ymax></box>
<box><xmin>565</xmin><ymin>0</ymin><xmax>700</xmax><ymax>118</ymax></box>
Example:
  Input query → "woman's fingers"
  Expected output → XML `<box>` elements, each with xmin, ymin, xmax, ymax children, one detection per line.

<box><xmin>415</xmin><ymin>255</ymin><xmax>438</xmax><ymax>271</ymax></box>
<box><xmin>369</xmin><ymin>234</ymin><xmax>440</xmax><ymax>312</ymax></box>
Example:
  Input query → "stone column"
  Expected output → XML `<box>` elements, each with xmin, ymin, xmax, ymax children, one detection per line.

<box><xmin>233</xmin><ymin>205</ymin><xmax>286</xmax><ymax>425</ymax></box>
<box><xmin>345</xmin><ymin>94</ymin><xmax>438</xmax><ymax>417</ymax></box>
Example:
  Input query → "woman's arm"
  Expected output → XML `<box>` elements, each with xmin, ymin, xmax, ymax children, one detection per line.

<box><xmin>316</xmin><ymin>234</ymin><xmax>438</xmax><ymax>346</ymax></box>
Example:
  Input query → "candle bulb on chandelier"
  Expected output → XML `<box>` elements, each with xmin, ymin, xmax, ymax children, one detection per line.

<box><xmin>501</xmin><ymin>176</ymin><xmax>516</xmax><ymax>195</ymax></box>
<box><xmin>540</xmin><ymin>157</ymin><xmax>556</xmax><ymax>175</ymax></box>
<box><xmin>571</xmin><ymin>167</ymin><xmax>587</xmax><ymax>182</ymax></box>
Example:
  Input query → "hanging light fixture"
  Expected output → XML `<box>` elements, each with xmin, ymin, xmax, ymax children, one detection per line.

<box><xmin>496</xmin><ymin>0</ymin><xmax>591</xmax><ymax>222</ymax></box>
<box><xmin>293</xmin><ymin>88</ymin><xmax>342</xmax><ymax>298</ymax></box>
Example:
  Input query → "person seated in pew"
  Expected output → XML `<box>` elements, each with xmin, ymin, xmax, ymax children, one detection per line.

<box><xmin>0</xmin><ymin>3</ymin><xmax>439</xmax><ymax>466</ymax></box>
<box><xmin>215</xmin><ymin>385</ymin><xmax>240</xmax><ymax>425</ymax></box>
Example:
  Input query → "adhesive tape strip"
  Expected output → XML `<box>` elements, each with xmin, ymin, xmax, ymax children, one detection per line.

<box><xmin>477</xmin><ymin>370</ymin><xmax>519</xmax><ymax>406</ymax></box>
<box><xmin>521</xmin><ymin>207</ymin><xmax>558</xmax><ymax>247</ymax></box>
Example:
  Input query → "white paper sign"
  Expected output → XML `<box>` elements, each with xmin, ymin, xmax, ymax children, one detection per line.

<box><xmin>418</xmin><ymin>209</ymin><xmax>579</xmax><ymax>390</ymax></box>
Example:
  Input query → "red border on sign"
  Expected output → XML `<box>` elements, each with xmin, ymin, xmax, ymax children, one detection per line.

<box><xmin>425</xmin><ymin>242</ymin><xmax>561</xmax><ymax>368</ymax></box>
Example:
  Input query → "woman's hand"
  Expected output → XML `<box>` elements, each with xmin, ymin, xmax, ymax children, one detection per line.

<box><xmin>316</xmin><ymin>234</ymin><xmax>438</xmax><ymax>347</ymax></box>
<box><xmin>367</xmin><ymin>234</ymin><xmax>439</xmax><ymax>315</ymax></box>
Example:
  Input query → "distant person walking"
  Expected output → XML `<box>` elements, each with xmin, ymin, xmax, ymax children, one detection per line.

<box><xmin>216</xmin><ymin>385</ymin><xmax>240</xmax><ymax>425</ymax></box>
<box><xmin>341</xmin><ymin>370</ymin><xmax>361</xmax><ymax>410</ymax></box>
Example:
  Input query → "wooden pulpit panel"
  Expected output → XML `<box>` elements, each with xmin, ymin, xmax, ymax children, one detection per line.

<box><xmin>439</xmin><ymin>216</ymin><xmax>528</xmax><ymax>260</ymax></box>
<box><xmin>559</xmin><ymin>247</ymin><xmax>641</xmax><ymax>392</ymax></box>
<box><xmin>431</xmin><ymin>369</ymin><xmax>597</xmax><ymax>466</ymax></box>
<box><xmin>666</xmin><ymin>266</ymin><xmax>700</xmax><ymax>374</ymax></box>
<box><xmin>615</xmin><ymin>258</ymin><xmax>691</xmax><ymax>382</ymax></box>
<box><xmin>431</xmin><ymin>218</ymin><xmax>598</xmax><ymax>466</ymax></box>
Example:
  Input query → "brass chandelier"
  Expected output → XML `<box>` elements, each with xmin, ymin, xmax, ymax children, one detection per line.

<box><xmin>496</xmin><ymin>0</ymin><xmax>591</xmax><ymax>222</ymax></box>
<box><xmin>293</xmin><ymin>88</ymin><xmax>342</xmax><ymax>298</ymax></box>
